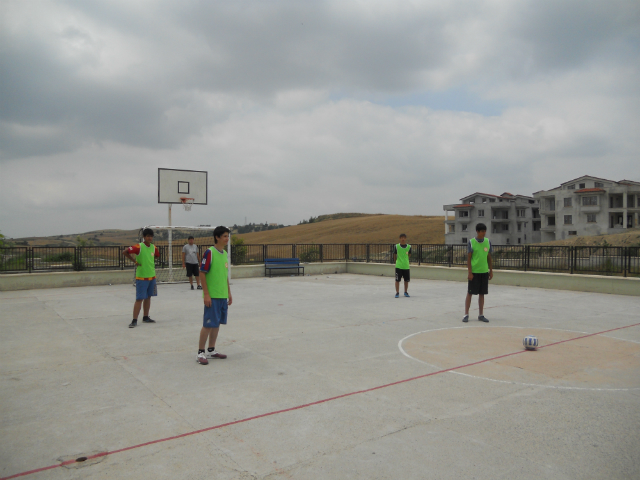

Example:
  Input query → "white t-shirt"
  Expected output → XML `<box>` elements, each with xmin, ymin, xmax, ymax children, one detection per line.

<box><xmin>182</xmin><ymin>244</ymin><xmax>199</xmax><ymax>264</ymax></box>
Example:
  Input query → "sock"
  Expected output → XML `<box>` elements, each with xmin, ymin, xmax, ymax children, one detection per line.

<box><xmin>198</xmin><ymin>349</ymin><xmax>205</xmax><ymax>354</ymax></box>
<box><xmin>208</xmin><ymin>347</ymin><xmax>215</xmax><ymax>352</ymax></box>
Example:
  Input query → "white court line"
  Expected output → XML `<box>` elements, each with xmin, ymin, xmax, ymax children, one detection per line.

<box><xmin>398</xmin><ymin>326</ymin><xmax>640</xmax><ymax>392</ymax></box>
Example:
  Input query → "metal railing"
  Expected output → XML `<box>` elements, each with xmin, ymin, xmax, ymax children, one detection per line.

<box><xmin>2</xmin><ymin>244</ymin><xmax>639</xmax><ymax>277</ymax></box>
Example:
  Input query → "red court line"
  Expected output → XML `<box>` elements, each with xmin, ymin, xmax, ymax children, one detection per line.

<box><xmin>3</xmin><ymin>321</ymin><xmax>639</xmax><ymax>480</ymax></box>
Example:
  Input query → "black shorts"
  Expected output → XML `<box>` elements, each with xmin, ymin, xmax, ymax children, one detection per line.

<box><xmin>468</xmin><ymin>272</ymin><xmax>489</xmax><ymax>295</ymax></box>
<box><xmin>395</xmin><ymin>268</ymin><xmax>410</xmax><ymax>282</ymax></box>
<box><xmin>185</xmin><ymin>263</ymin><xmax>200</xmax><ymax>277</ymax></box>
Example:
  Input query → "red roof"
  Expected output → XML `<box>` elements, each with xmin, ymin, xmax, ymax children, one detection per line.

<box><xmin>574</xmin><ymin>188</ymin><xmax>605</xmax><ymax>193</ymax></box>
<box><xmin>454</xmin><ymin>204</ymin><xmax>473</xmax><ymax>208</ymax></box>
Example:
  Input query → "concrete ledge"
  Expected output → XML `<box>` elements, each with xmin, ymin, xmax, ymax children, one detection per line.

<box><xmin>346</xmin><ymin>263</ymin><xmax>640</xmax><ymax>296</ymax></box>
<box><xmin>1</xmin><ymin>262</ymin><xmax>638</xmax><ymax>295</ymax></box>
<box><xmin>0</xmin><ymin>270</ymin><xmax>134</xmax><ymax>291</ymax></box>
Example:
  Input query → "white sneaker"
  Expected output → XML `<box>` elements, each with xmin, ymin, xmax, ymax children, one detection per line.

<box><xmin>196</xmin><ymin>352</ymin><xmax>208</xmax><ymax>365</ymax></box>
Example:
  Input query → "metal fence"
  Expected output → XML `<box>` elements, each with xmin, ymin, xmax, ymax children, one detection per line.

<box><xmin>0</xmin><ymin>246</ymin><xmax>132</xmax><ymax>273</ymax></box>
<box><xmin>2</xmin><ymin>244</ymin><xmax>639</xmax><ymax>277</ymax></box>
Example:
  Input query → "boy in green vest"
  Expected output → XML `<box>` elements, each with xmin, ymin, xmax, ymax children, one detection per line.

<box><xmin>123</xmin><ymin>228</ymin><xmax>160</xmax><ymax>328</ymax></box>
<box><xmin>394</xmin><ymin>233</ymin><xmax>412</xmax><ymax>298</ymax></box>
<box><xmin>463</xmin><ymin>223</ymin><xmax>493</xmax><ymax>323</ymax></box>
<box><xmin>196</xmin><ymin>226</ymin><xmax>232</xmax><ymax>365</ymax></box>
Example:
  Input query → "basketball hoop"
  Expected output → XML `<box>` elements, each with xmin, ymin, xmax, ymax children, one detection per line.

<box><xmin>180</xmin><ymin>197</ymin><xmax>195</xmax><ymax>211</ymax></box>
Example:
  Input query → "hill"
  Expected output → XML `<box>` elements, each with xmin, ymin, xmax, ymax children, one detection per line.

<box><xmin>11</xmin><ymin>229</ymin><xmax>140</xmax><ymax>247</ymax></box>
<box><xmin>8</xmin><ymin>215</ymin><xmax>445</xmax><ymax>247</ymax></box>
<box><xmin>539</xmin><ymin>228</ymin><xmax>640</xmax><ymax>247</ymax></box>
<box><xmin>234</xmin><ymin>215</ymin><xmax>445</xmax><ymax>244</ymax></box>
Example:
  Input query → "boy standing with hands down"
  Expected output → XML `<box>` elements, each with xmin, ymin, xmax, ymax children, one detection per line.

<box><xmin>196</xmin><ymin>226</ymin><xmax>232</xmax><ymax>365</ymax></box>
<box><xmin>182</xmin><ymin>236</ymin><xmax>202</xmax><ymax>290</ymax></box>
<box><xmin>394</xmin><ymin>233</ymin><xmax>411</xmax><ymax>298</ymax></box>
<box><xmin>463</xmin><ymin>223</ymin><xmax>493</xmax><ymax>323</ymax></box>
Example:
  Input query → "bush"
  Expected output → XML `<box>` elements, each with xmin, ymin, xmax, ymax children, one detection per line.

<box><xmin>44</xmin><ymin>252</ymin><xmax>74</xmax><ymax>262</ymax></box>
<box><xmin>299</xmin><ymin>247</ymin><xmax>320</xmax><ymax>262</ymax></box>
<box><xmin>230</xmin><ymin>237</ymin><xmax>247</xmax><ymax>264</ymax></box>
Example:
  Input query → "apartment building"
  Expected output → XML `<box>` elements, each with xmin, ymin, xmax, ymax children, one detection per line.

<box><xmin>533</xmin><ymin>175</ymin><xmax>640</xmax><ymax>242</ymax></box>
<box><xmin>443</xmin><ymin>193</ymin><xmax>541</xmax><ymax>245</ymax></box>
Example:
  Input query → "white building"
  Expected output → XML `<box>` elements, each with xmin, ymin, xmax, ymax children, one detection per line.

<box><xmin>443</xmin><ymin>192</ymin><xmax>541</xmax><ymax>245</ymax></box>
<box><xmin>533</xmin><ymin>175</ymin><xmax>640</xmax><ymax>242</ymax></box>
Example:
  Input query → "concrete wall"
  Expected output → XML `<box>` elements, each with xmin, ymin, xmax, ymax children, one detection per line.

<box><xmin>346</xmin><ymin>263</ymin><xmax>640</xmax><ymax>296</ymax></box>
<box><xmin>0</xmin><ymin>263</ymin><xmax>348</xmax><ymax>291</ymax></box>
<box><xmin>0</xmin><ymin>270</ymin><xmax>135</xmax><ymax>292</ymax></box>
<box><xmin>1</xmin><ymin>262</ymin><xmax>638</xmax><ymax>296</ymax></box>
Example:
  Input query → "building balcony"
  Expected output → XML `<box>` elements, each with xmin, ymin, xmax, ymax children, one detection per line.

<box><xmin>541</xmin><ymin>225</ymin><xmax>556</xmax><ymax>232</ymax></box>
<box><xmin>456</xmin><ymin>216</ymin><xmax>472</xmax><ymax>223</ymax></box>
<box><xmin>491</xmin><ymin>217</ymin><xmax>510</xmax><ymax>222</ymax></box>
<box><xmin>580</xmin><ymin>205</ymin><xmax>601</xmax><ymax>213</ymax></box>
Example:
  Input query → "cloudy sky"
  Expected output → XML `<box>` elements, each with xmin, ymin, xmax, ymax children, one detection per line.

<box><xmin>1</xmin><ymin>0</ymin><xmax>639</xmax><ymax>238</ymax></box>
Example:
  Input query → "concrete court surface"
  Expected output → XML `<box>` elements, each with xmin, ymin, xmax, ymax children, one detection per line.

<box><xmin>1</xmin><ymin>274</ymin><xmax>639</xmax><ymax>480</ymax></box>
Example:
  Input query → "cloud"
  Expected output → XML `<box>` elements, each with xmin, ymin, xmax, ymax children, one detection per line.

<box><xmin>0</xmin><ymin>0</ymin><xmax>638</xmax><ymax>237</ymax></box>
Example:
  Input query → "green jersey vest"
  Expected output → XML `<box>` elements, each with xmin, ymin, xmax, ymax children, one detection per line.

<box><xmin>395</xmin><ymin>243</ymin><xmax>411</xmax><ymax>270</ymax></box>
<box><xmin>136</xmin><ymin>243</ymin><xmax>156</xmax><ymax>279</ymax></box>
<box><xmin>470</xmin><ymin>238</ymin><xmax>490</xmax><ymax>274</ymax></box>
<box><xmin>205</xmin><ymin>246</ymin><xmax>229</xmax><ymax>299</ymax></box>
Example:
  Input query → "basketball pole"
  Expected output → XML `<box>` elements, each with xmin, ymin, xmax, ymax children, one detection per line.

<box><xmin>168</xmin><ymin>204</ymin><xmax>173</xmax><ymax>283</ymax></box>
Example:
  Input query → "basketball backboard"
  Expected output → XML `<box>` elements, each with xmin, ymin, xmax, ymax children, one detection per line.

<box><xmin>158</xmin><ymin>168</ymin><xmax>208</xmax><ymax>204</ymax></box>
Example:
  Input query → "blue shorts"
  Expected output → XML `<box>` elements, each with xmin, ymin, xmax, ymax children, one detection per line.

<box><xmin>136</xmin><ymin>278</ymin><xmax>157</xmax><ymax>300</ymax></box>
<box><xmin>203</xmin><ymin>299</ymin><xmax>228</xmax><ymax>328</ymax></box>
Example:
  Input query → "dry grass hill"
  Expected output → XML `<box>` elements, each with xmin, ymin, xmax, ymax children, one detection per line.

<box><xmin>235</xmin><ymin>215</ymin><xmax>445</xmax><ymax>244</ymax></box>
<box><xmin>11</xmin><ymin>229</ymin><xmax>140</xmax><ymax>247</ymax></box>
<box><xmin>8</xmin><ymin>216</ymin><xmax>445</xmax><ymax>247</ymax></box>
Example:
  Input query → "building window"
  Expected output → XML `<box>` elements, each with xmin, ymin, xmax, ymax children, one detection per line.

<box><xmin>533</xmin><ymin>223</ymin><xmax>540</xmax><ymax>231</ymax></box>
<box><xmin>549</xmin><ymin>200</ymin><xmax>555</xmax><ymax>211</ymax></box>
<box><xmin>628</xmin><ymin>195</ymin><xmax>636</xmax><ymax>208</ymax></box>
<box><xmin>568</xmin><ymin>231</ymin><xmax>577</xmax><ymax>236</ymax></box>
<box><xmin>517</xmin><ymin>223</ymin><xmax>522</xmax><ymax>232</ymax></box>
<box><xmin>594</xmin><ymin>182</ymin><xmax>603</xmax><ymax>188</ymax></box>
<box><xmin>587</xmin><ymin>214</ymin><xmax>597</xmax><ymax>223</ymax></box>
<box><xmin>502</xmin><ymin>224</ymin><xmax>509</xmax><ymax>231</ymax></box>
<box><xmin>459</xmin><ymin>210</ymin><xmax>469</xmax><ymax>218</ymax></box>
<box><xmin>449</xmin><ymin>225</ymin><xmax>455</xmax><ymax>233</ymax></box>
<box><xmin>564</xmin><ymin>198</ymin><xmax>572</xmax><ymax>207</ymax></box>
<box><xmin>518</xmin><ymin>238</ymin><xmax>521</xmax><ymax>244</ymax></box>
<box><xmin>461</xmin><ymin>237</ymin><xmax>467</xmax><ymax>244</ymax></box>
<box><xmin>489</xmin><ymin>198</ymin><xmax>495</xmax><ymax>203</ymax></box>
<box><xmin>582</xmin><ymin>196</ymin><xmax>598</xmax><ymax>206</ymax></box>
<box><xmin>548</xmin><ymin>216</ymin><xmax>556</xmax><ymax>226</ymax></box>
<box><xmin>567</xmin><ymin>184</ymin><xmax>575</xmax><ymax>189</ymax></box>
<box><xmin>478</xmin><ymin>209</ymin><xmax>485</xmax><ymax>217</ymax></box>
<box><xmin>462</xmin><ymin>224</ymin><xmax>468</xmax><ymax>231</ymax></box>
<box><xmin>517</xmin><ymin>209</ymin><xmax>526</xmax><ymax>217</ymax></box>
<box><xmin>506</xmin><ymin>238</ymin><xmax>510</xmax><ymax>244</ymax></box>
<box><xmin>579</xmin><ymin>183</ymin><xmax>585</xmax><ymax>189</ymax></box>
<box><xmin>564</xmin><ymin>215</ymin><xmax>572</xmax><ymax>225</ymax></box>
<box><xmin>524</xmin><ymin>234</ymin><xmax>527</xmax><ymax>240</ymax></box>
<box><xmin>482</xmin><ymin>198</ymin><xmax>487</xmax><ymax>203</ymax></box>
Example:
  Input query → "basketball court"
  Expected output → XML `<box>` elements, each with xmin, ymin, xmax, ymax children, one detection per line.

<box><xmin>1</xmin><ymin>274</ymin><xmax>639</xmax><ymax>479</ymax></box>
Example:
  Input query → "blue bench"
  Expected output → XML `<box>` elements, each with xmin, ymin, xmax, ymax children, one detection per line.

<box><xmin>265</xmin><ymin>258</ymin><xmax>304</xmax><ymax>277</ymax></box>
